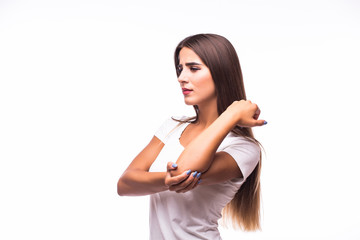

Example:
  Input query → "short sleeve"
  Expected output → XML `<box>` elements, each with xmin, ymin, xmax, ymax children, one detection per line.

<box><xmin>154</xmin><ymin>118</ymin><xmax>181</xmax><ymax>144</ymax></box>
<box><xmin>221</xmin><ymin>137</ymin><xmax>260</xmax><ymax>182</ymax></box>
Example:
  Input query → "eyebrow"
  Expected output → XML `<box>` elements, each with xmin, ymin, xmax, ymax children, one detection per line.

<box><xmin>178</xmin><ymin>62</ymin><xmax>203</xmax><ymax>68</ymax></box>
<box><xmin>185</xmin><ymin>62</ymin><xmax>202</xmax><ymax>66</ymax></box>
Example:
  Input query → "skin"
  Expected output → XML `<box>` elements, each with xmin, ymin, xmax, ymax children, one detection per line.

<box><xmin>117</xmin><ymin>47</ymin><xmax>266</xmax><ymax>196</ymax></box>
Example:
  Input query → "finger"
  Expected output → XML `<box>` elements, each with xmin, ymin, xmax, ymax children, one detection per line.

<box><xmin>177</xmin><ymin>173</ymin><xmax>200</xmax><ymax>193</ymax></box>
<box><xmin>181</xmin><ymin>172</ymin><xmax>202</xmax><ymax>193</ymax></box>
<box><xmin>167</xmin><ymin>162</ymin><xmax>178</xmax><ymax>171</ymax></box>
<box><xmin>166</xmin><ymin>170</ymin><xmax>191</xmax><ymax>187</ymax></box>
<box><xmin>253</xmin><ymin>108</ymin><xmax>261</xmax><ymax>120</ymax></box>
<box><xmin>253</xmin><ymin>119</ymin><xmax>267</xmax><ymax>126</ymax></box>
<box><xmin>170</xmin><ymin>171</ymin><xmax>197</xmax><ymax>192</ymax></box>
<box><xmin>191</xmin><ymin>172</ymin><xmax>202</xmax><ymax>188</ymax></box>
<box><xmin>164</xmin><ymin>170</ymin><xmax>173</xmax><ymax>187</ymax></box>
<box><xmin>166</xmin><ymin>170</ymin><xmax>190</xmax><ymax>187</ymax></box>
<box><xmin>175</xmin><ymin>171</ymin><xmax>200</xmax><ymax>193</ymax></box>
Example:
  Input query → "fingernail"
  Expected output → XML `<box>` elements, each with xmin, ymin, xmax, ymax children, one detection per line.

<box><xmin>172</xmin><ymin>163</ymin><xmax>177</xmax><ymax>168</ymax></box>
<box><xmin>196</xmin><ymin>172</ymin><xmax>201</xmax><ymax>178</ymax></box>
<box><xmin>198</xmin><ymin>179</ymin><xmax>202</xmax><ymax>184</ymax></box>
<box><xmin>263</xmin><ymin>121</ymin><xmax>268</xmax><ymax>125</ymax></box>
<box><xmin>186</xmin><ymin>170</ymin><xmax>191</xmax><ymax>175</ymax></box>
<box><xmin>192</xmin><ymin>171</ymin><xmax>198</xmax><ymax>177</ymax></box>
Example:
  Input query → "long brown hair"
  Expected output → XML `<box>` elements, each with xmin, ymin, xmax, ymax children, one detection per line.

<box><xmin>174</xmin><ymin>34</ymin><xmax>262</xmax><ymax>231</ymax></box>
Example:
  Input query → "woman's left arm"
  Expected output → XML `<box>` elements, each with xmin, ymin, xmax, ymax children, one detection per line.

<box><xmin>172</xmin><ymin>100</ymin><xmax>264</xmax><ymax>176</ymax></box>
<box><xmin>167</xmin><ymin>100</ymin><xmax>264</xmax><ymax>192</ymax></box>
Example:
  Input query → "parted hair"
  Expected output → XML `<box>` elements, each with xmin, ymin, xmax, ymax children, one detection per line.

<box><xmin>174</xmin><ymin>33</ymin><xmax>262</xmax><ymax>231</ymax></box>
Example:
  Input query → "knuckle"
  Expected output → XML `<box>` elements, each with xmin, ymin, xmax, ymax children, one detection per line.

<box><xmin>178</xmin><ymin>182</ymin><xmax>186</xmax><ymax>188</ymax></box>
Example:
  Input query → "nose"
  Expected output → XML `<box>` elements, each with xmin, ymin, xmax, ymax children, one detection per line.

<box><xmin>178</xmin><ymin>70</ymin><xmax>189</xmax><ymax>84</ymax></box>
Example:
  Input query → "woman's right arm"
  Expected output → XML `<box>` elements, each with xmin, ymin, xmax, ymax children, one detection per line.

<box><xmin>117</xmin><ymin>136</ymin><xmax>191</xmax><ymax>196</ymax></box>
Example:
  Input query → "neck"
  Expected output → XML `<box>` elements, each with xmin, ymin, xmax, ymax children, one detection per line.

<box><xmin>195</xmin><ymin>98</ymin><xmax>219</xmax><ymax>128</ymax></box>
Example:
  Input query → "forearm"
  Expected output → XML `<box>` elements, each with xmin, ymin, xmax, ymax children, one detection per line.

<box><xmin>117</xmin><ymin>170</ymin><xmax>167</xmax><ymax>196</ymax></box>
<box><xmin>174</xmin><ymin>111</ymin><xmax>237</xmax><ymax>175</ymax></box>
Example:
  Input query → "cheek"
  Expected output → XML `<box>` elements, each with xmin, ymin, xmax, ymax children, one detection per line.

<box><xmin>198</xmin><ymin>74</ymin><xmax>215</xmax><ymax>94</ymax></box>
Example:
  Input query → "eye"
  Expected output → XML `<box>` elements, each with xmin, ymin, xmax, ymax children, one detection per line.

<box><xmin>190</xmin><ymin>67</ymin><xmax>200</xmax><ymax>72</ymax></box>
<box><xmin>177</xmin><ymin>65</ymin><xmax>183</xmax><ymax>73</ymax></box>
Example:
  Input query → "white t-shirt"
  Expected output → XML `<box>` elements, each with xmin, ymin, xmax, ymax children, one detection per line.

<box><xmin>149</xmin><ymin>117</ymin><xmax>260</xmax><ymax>240</ymax></box>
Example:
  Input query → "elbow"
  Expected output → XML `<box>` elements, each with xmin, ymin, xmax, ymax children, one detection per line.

<box><xmin>117</xmin><ymin>190</ymin><xmax>126</xmax><ymax>197</ymax></box>
<box><xmin>175</xmin><ymin>155</ymin><xmax>213</xmax><ymax>175</ymax></box>
<box><xmin>117</xmin><ymin>171</ymin><xmax>140</xmax><ymax>196</ymax></box>
<box><xmin>117</xmin><ymin>181</ymin><xmax>123</xmax><ymax>196</ymax></box>
<box><xmin>117</xmin><ymin>186</ymin><xmax>124</xmax><ymax>196</ymax></box>
<box><xmin>117</xmin><ymin>178</ymin><xmax>127</xmax><ymax>196</ymax></box>
<box><xmin>117</xmin><ymin>173</ymin><xmax>137</xmax><ymax>196</ymax></box>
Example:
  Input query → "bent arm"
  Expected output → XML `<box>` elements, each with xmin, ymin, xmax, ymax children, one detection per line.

<box><xmin>173</xmin><ymin>111</ymin><xmax>237</xmax><ymax>175</ymax></box>
<box><xmin>117</xmin><ymin>136</ymin><xmax>193</xmax><ymax>196</ymax></box>
<box><xmin>117</xmin><ymin>136</ymin><xmax>168</xmax><ymax>196</ymax></box>
<box><xmin>172</xmin><ymin>100</ymin><xmax>264</xmax><ymax>178</ymax></box>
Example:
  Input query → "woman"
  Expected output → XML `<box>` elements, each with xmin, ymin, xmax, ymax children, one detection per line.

<box><xmin>117</xmin><ymin>33</ymin><xmax>266</xmax><ymax>239</ymax></box>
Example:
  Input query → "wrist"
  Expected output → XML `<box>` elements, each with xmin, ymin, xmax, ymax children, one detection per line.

<box><xmin>219</xmin><ymin>109</ymin><xmax>239</xmax><ymax>129</ymax></box>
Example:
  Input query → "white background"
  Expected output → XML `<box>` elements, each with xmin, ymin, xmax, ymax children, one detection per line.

<box><xmin>1</xmin><ymin>0</ymin><xmax>360</xmax><ymax>239</ymax></box>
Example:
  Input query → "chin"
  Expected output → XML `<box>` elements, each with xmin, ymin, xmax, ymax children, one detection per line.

<box><xmin>184</xmin><ymin>100</ymin><xmax>195</xmax><ymax>106</ymax></box>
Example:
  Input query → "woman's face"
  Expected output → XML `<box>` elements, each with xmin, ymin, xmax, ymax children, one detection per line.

<box><xmin>177</xmin><ymin>47</ymin><xmax>216</xmax><ymax>107</ymax></box>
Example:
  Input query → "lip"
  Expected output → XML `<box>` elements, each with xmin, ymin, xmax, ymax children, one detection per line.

<box><xmin>182</xmin><ymin>88</ymin><xmax>193</xmax><ymax>95</ymax></box>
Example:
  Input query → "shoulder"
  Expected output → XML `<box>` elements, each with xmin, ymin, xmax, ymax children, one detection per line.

<box><xmin>158</xmin><ymin>116</ymin><xmax>188</xmax><ymax>129</ymax></box>
<box><xmin>154</xmin><ymin>116</ymin><xmax>189</xmax><ymax>143</ymax></box>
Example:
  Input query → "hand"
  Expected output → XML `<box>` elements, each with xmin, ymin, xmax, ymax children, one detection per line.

<box><xmin>164</xmin><ymin>162</ymin><xmax>201</xmax><ymax>193</ymax></box>
<box><xmin>225</xmin><ymin>100</ymin><xmax>267</xmax><ymax>127</ymax></box>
